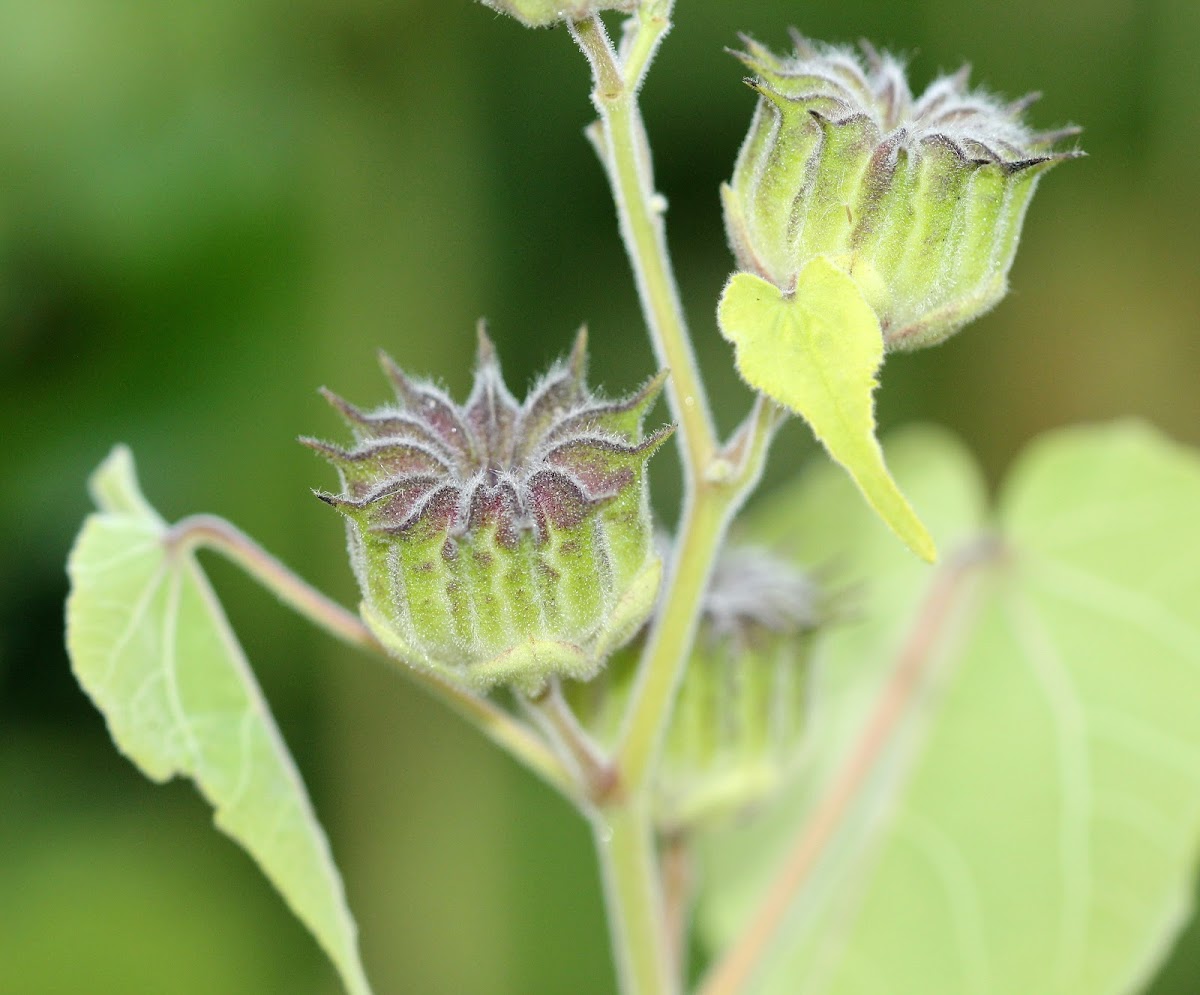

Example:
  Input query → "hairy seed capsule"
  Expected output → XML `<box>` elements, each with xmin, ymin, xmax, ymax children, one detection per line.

<box><xmin>655</xmin><ymin>547</ymin><xmax>827</xmax><ymax>830</ymax></box>
<box><xmin>305</xmin><ymin>325</ymin><xmax>672</xmax><ymax>693</ymax></box>
<box><xmin>723</xmin><ymin>32</ymin><xmax>1082</xmax><ymax>350</ymax></box>
<box><xmin>570</xmin><ymin>543</ymin><xmax>831</xmax><ymax>831</ymax></box>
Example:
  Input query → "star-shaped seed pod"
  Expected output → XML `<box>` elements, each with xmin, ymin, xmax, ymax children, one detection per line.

<box><xmin>723</xmin><ymin>32</ymin><xmax>1082</xmax><ymax>350</ymax></box>
<box><xmin>305</xmin><ymin>325</ymin><xmax>672</xmax><ymax>694</ymax></box>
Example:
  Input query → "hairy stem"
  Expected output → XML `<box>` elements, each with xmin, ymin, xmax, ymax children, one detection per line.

<box><xmin>594</xmin><ymin>802</ymin><xmax>676</xmax><ymax>995</ymax></box>
<box><xmin>527</xmin><ymin>680</ymin><xmax>617</xmax><ymax>800</ymax></box>
<box><xmin>165</xmin><ymin>514</ymin><xmax>379</xmax><ymax>650</ymax></box>
<box><xmin>697</xmin><ymin>541</ymin><xmax>999</xmax><ymax>995</ymax></box>
<box><xmin>572</xmin><ymin>8</ymin><xmax>782</xmax><ymax>794</ymax></box>
<box><xmin>619</xmin><ymin>397</ymin><xmax>781</xmax><ymax>791</ymax></box>
<box><xmin>619</xmin><ymin>0</ymin><xmax>674</xmax><ymax>91</ymax></box>
<box><xmin>568</xmin><ymin>14</ymin><xmax>783</xmax><ymax>993</ymax></box>
<box><xmin>163</xmin><ymin>514</ymin><xmax>578</xmax><ymax>800</ymax></box>
<box><xmin>572</xmin><ymin>10</ymin><xmax>715</xmax><ymax>478</ymax></box>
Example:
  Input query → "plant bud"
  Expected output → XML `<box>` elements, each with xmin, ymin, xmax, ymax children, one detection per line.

<box><xmin>476</xmin><ymin>0</ymin><xmax>635</xmax><ymax>29</ymax></box>
<box><xmin>305</xmin><ymin>326</ymin><xmax>671</xmax><ymax>694</ymax></box>
<box><xmin>723</xmin><ymin>33</ymin><xmax>1081</xmax><ymax>350</ymax></box>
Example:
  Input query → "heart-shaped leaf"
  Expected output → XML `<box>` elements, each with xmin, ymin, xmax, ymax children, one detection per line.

<box><xmin>699</xmin><ymin>422</ymin><xmax>1200</xmax><ymax>995</ymax></box>
<box><xmin>66</xmin><ymin>446</ymin><xmax>373</xmax><ymax>995</ymax></box>
<box><xmin>718</xmin><ymin>258</ymin><xmax>936</xmax><ymax>562</ymax></box>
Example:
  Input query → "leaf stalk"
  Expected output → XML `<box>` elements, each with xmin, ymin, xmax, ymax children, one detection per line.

<box><xmin>164</xmin><ymin>514</ymin><xmax>579</xmax><ymax>802</ymax></box>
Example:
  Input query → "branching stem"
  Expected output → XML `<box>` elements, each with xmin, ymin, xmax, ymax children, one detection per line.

<box><xmin>528</xmin><ymin>680</ymin><xmax>617</xmax><ymax>800</ymax></box>
<box><xmin>569</xmin><ymin>11</ymin><xmax>784</xmax><ymax>995</ymax></box>
<box><xmin>619</xmin><ymin>396</ymin><xmax>781</xmax><ymax>792</ymax></box>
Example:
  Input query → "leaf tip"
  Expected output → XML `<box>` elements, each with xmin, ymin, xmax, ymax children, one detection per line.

<box><xmin>87</xmin><ymin>444</ymin><xmax>161</xmax><ymax>523</ymax></box>
<box><xmin>868</xmin><ymin>482</ymin><xmax>938</xmax><ymax>563</ymax></box>
<box><xmin>911</xmin><ymin>528</ymin><xmax>938</xmax><ymax>564</ymax></box>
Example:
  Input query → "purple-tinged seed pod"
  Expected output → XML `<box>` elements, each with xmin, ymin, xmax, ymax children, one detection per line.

<box><xmin>305</xmin><ymin>324</ymin><xmax>672</xmax><ymax>693</ymax></box>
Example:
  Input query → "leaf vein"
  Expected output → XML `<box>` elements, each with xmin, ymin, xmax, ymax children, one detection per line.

<box><xmin>1007</xmin><ymin>590</ymin><xmax>1091</xmax><ymax>989</ymax></box>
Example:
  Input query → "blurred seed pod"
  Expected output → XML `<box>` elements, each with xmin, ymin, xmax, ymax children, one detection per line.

<box><xmin>570</xmin><ymin>542</ymin><xmax>835</xmax><ymax>831</ymax></box>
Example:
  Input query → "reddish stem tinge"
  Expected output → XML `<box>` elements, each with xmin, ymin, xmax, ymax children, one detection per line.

<box><xmin>698</xmin><ymin>540</ymin><xmax>1000</xmax><ymax>995</ymax></box>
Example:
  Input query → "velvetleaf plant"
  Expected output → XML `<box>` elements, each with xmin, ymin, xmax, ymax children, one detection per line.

<box><xmin>62</xmin><ymin>3</ymin><xmax>1200</xmax><ymax>995</ymax></box>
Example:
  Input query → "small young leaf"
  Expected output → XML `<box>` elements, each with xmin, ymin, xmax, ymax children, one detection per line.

<box><xmin>65</xmin><ymin>446</ymin><xmax>373</xmax><ymax>995</ymax></box>
<box><xmin>718</xmin><ymin>258</ymin><xmax>936</xmax><ymax>562</ymax></box>
<box><xmin>698</xmin><ymin>422</ymin><xmax>1200</xmax><ymax>995</ymax></box>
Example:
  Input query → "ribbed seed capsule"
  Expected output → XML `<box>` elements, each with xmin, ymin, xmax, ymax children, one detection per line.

<box><xmin>305</xmin><ymin>325</ymin><xmax>672</xmax><ymax>694</ymax></box>
<box><xmin>655</xmin><ymin>548</ymin><xmax>825</xmax><ymax>830</ymax></box>
<box><xmin>570</xmin><ymin>544</ymin><xmax>829</xmax><ymax>832</ymax></box>
<box><xmin>723</xmin><ymin>33</ymin><xmax>1082</xmax><ymax>350</ymax></box>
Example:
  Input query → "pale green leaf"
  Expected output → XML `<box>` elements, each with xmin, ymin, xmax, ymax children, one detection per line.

<box><xmin>700</xmin><ymin>425</ymin><xmax>987</xmax><ymax>954</ymax></box>
<box><xmin>65</xmin><ymin>446</ymin><xmax>373</xmax><ymax>995</ymax></box>
<box><xmin>718</xmin><ymin>258</ymin><xmax>936</xmax><ymax>562</ymax></box>
<box><xmin>699</xmin><ymin>421</ymin><xmax>1200</xmax><ymax>995</ymax></box>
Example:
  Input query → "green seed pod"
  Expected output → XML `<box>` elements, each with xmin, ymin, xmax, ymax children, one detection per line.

<box><xmin>305</xmin><ymin>325</ymin><xmax>672</xmax><ymax>694</ymax></box>
<box><xmin>569</xmin><ymin>544</ymin><xmax>829</xmax><ymax>832</ymax></box>
<box><xmin>656</xmin><ymin>547</ymin><xmax>826</xmax><ymax>830</ymax></box>
<box><xmin>723</xmin><ymin>33</ymin><xmax>1081</xmax><ymax>350</ymax></box>
<box><xmin>476</xmin><ymin>0</ymin><xmax>635</xmax><ymax>29</ymax></box>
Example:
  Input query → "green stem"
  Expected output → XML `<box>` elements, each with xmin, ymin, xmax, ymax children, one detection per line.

<box><xmin>618</xmin><ymin>0</ymin><xmax>673</xmax><ymax>90</ymax></box>
<box><xmin>527</xmin><ymin>680</ymin><xmax>617</xmax><ymax>799</ymax></box>
<box><xmin>618</xmin><ymin>487</ymin><xmax>731</xmax><ymax>787</ymax></box>
<box><xmin>594</xmin><ymin>802</ymin><xmax>676</xmax><ymax>995</ymax></box>
<box><xmin>572</xmin><ymin>13</ymin><xmax>783</xmax><ymax>798</ymax></box>
<box><xmin>163</xmin><ymin>514</ymin><xmax>578</xmax><ymax>801</ymax></box>
<box><xmin>569</xmin><ymin>12</ymin><xmax>784</xmax><ymax>995</ymax></box>
<box><xmin>164</xmin><ymin>514</ymin><xmax>379</xmax><ymax>650</ymax></box>
<box><xmin>572</xmin><ymin>11</ymin><xmax>715</xmax><ymax>478</ymax></box>
<box><xmin>618</xmin><ymin>397</ymin><xmax>781</xmax><ymax>791</ymax></box>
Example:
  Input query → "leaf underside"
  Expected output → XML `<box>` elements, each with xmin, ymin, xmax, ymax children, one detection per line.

<box><xmin>65</xmin><ymin>446</ymin><xmax>373</xmax><ymax>995</ymax></box>
<box><xmin>700</xmin><ymin>421</ymin><xmax>1200</xmax><ymax>995</ymax></box>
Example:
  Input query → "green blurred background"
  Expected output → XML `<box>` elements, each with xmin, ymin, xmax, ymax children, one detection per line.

<box><xmin>2</xmin><ymin>0</ymin><xmax>1197</xmax><ymax>992</ymax></box>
